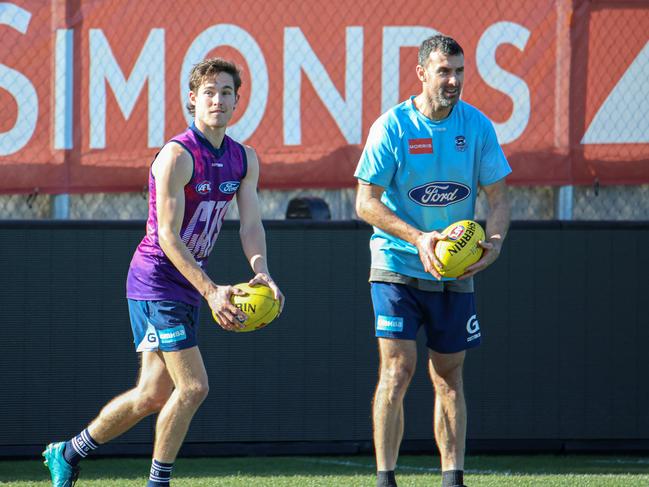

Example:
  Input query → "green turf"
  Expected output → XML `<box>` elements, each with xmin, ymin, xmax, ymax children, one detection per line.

<box><xmin>1</xmin><ymin>454</ymin><xmax>648</xmax><ymax>486</ymax></box>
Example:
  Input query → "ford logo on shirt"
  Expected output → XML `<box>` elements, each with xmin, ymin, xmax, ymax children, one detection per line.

<box><xmin>408</xmin><ymin>181</ymin><xmax>471</xmax><ymax>207</ymax></box>
<box><xmin>219</xmin><ymin>181</ymin><xmax>240</xmax><ymax>194</ymax></box>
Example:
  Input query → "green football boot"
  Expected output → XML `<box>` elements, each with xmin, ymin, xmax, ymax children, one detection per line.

<box><xmin>42</xmin><ymin>442</ymin><xmax>80</xmax><ymax>487</ymax></box>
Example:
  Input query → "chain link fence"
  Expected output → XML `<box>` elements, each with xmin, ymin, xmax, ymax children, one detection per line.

<box><xmin>1</xmin><ymin>185</ymin><xmax>648</xmax><ymax>221</ymax></box>
<box><xmin>1</xmin><ymin>1</ymin><xmax>647</xmax><ymax>221</ymax></box>
<box><xmin>2</xmin><ymin>1</ymin><xmax>648</xmax><ymax>193</ymax></box>
<box><xmin>0</xmin><ymin>193</ymin><xmax>52</xmax><ymax>219</ymax></box>
<box><xmin>572</xmin><ymin>185</ymin><xmax>649</xmax><ymax>221</ymax></box>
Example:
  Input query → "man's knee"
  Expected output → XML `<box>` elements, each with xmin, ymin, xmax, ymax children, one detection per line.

<box><xmin>379</xmin><ymin>361</ymin><xmax>415</xmax><ymax>400</ymax></box>
<box><xmin>177</xmin><ymin>380</ymin><xmax>209</xmax><ymax>407</ymax></box>
<box><xmin>432</xmin><ymin>365</ymin><xmax>463</xmax><ymax>397</ymax></box>
<box><xmin>135</xmin><ymin>388</ymin><xmax>173</xmax><ymax>415</ymax></box>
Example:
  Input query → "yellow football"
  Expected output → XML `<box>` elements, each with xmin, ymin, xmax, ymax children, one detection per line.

<box><xmin>434</xmin><ymin>220</ymin><xmax>485</xmax><ymax>278</ymax></box>
<box><xmin>212</xmin><ymin>283</ymin><xmax>280</xmax><ymax>332</ymax></box>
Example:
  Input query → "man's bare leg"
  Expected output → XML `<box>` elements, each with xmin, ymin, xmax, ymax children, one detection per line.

<box><xmin>373</xmin><ymin>338</ymin><xmax>417</xmax><ymax>485</ymax></box>
<box><xmin>429</xmin><ymin>350</ymin><xmax>466</xmax><ymax>486</ymax></box>
<box><xmin>152</xmin><ymin>346</ymin><xmax>209</xmax><ymax>462</ymax></box>
<box><xmin>87</xmin><ymin>351</ymin><xmax>174</xmax><ymax>443</ymax></box>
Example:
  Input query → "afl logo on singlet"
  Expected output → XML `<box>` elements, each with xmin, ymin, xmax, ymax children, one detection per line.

<box><xmin>219</xmin><ymin>181</ymin><xmax>240</xmax><ymax>194</ymax></box>
<box><xmin>408</xmin><ymin>181</ymin><xmax>471</xmax><ymax>207</ymax></box>
<box><xmin>196</xmin><ymin>181</ymin><xmax>212</xmax><ymax>194</ymax></box>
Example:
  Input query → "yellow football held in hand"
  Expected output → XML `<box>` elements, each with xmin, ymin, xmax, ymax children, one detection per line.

<box><xmin>212</xmin><ymin>283</ymin><xmax>280</xmax><ymax>332</ymax></box>
<box><xmin>433</xmin><ymin>220</ymin><xmax>486</xmax><ymax>278</ymax></box>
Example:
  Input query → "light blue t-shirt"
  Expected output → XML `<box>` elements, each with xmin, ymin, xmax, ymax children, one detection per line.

<box><xmin>354</xmin><ymin>97</ymin><xmax>512</xmax><ymax>281</ymax></box>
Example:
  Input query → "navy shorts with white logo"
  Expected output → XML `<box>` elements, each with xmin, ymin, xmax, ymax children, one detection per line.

<box><xmin>370</xmin><ymin>282</ymin><xmax>481</xmax><ymax>353</ymax></box>
<box><xmin>127</xmin><ymin>299</ymin><xmax>199</xmax><ymax>352</ymax></box>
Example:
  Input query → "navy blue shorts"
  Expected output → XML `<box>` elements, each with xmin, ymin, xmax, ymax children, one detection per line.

<box><xmin>128</xmin><ymin>299</ymin><xmax>199</xmax><ymax>352</ymax></box>
<box><xmin>370</xmin><ymin>282</ymin><xmax>481</xmax><ymax>353</ymax></box>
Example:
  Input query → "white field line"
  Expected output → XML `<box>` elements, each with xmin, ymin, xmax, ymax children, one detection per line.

<box><xmin>297</xmin><ymin>458</ymin><xmax>513</xmax><ymax>475</ymax></box>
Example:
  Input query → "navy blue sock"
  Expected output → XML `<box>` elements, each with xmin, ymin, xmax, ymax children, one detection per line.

<box><xmin>63</xmin><ymin>428</ymin><xmax>99</xmax><ymax>467</ymax></box>
<box><xmin>442</xmin><ymin>469</ymin><xmax>464</xmax><ymax>487</ymax></box>
<box><xmin>147</xmin><ymin>459</ymin><xmax>174</xmax><ymax>487</ymax></box>
<box><xmin>377</xmin><ymin>470</ymin><xmax>397</xmax><ymax>487</ymax></box>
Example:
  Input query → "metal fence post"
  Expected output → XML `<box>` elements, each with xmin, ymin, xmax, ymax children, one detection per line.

<box><xmin>555</xmin><ymin>185</ymin><xmax>573</xmax><ymax>220</ymax></box>
<box><xmin>52</xmin><ymin>194</ymin><xmax>70</xmax><ymax>219</ymax></box>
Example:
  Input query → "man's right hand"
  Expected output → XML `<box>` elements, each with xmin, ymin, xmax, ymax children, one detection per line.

<box><xmin>415</xmin><ymin>231</ymin><xmax>448</xmax><ymax>280</ymax></box>
<box><xmin>206</xmin><ymin>285</ymin><xmax>248</xmax><ymax>331</ymax></box>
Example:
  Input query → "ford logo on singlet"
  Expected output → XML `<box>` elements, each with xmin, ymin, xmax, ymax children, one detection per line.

<box><xmin>219</xmin><ymin>181</ymin><xmax>240</xmax><ymax>194</ymax></box>
<box><xmin>408</xmin><ymin>181</ymin><xmax>471</xmax><ymax>207</ymax></box>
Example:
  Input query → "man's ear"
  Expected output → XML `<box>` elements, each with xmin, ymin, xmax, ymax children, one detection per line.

<box><xmin>416</xmin><ymin>64</ymin><xmax>427</xmax><ymax>82</ymax></box>
<box><xmin>233</xmin><ymin>93</ymin><xmax>240</xmax><ymax>111</ymax></box>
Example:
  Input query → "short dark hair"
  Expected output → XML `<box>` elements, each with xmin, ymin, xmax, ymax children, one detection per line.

<box><xmin>418</xmin><ymin>35</ymin><xmax>464</xmax><ymax>67</ymax></box>
<box><xmin>186</xmin><ymin>57</ymin><xmax>242</xmax><ymax>116</ymax></box>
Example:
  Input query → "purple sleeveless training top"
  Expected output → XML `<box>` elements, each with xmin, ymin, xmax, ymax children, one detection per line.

<box><xmin>126</xmin><ymin>123</ymin><xmax>247</xmax><ymax>306</ymax></box>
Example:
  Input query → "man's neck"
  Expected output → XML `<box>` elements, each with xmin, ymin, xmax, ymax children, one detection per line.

<box><xmin>194</xmin><ymin>120</ymin><xmax>226</xmax><ymax>148</ymax></box>
<box><xmin>413</xmin><ymin>94</ymin><xmax>453</xmax><ymax>121</ymax></box>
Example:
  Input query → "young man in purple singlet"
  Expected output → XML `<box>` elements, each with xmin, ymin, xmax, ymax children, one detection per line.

<box><xmin>43</xmin><ymin>58</ymin><xmax>284</xmax><ymax>487</ymax></box>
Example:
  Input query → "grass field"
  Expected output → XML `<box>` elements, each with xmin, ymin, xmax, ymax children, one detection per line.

<box><xmin>2</xmin><ymin>454</ymin><xmax>649</xmax><ymax>486</ymax></box>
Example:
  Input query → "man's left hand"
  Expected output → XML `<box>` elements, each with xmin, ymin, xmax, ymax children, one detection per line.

<box><xmin>457</xmin><ymin>238</ymin><xmax>502</xmax><ymax>280</ymax></box>
<box><xmin>248</xmin><ymin>273</ymin><xmax>285</xmax><ymax>313</ymax></box>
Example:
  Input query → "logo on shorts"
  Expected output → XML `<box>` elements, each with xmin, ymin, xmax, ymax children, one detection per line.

<box><xmin>136</xmin><ymin>322</ymin><xmax>159</xmax><ymax>352</ymax></box>
<box><xmin>377</xmin><ymin>315</ymin><xmax>404</xmax><ymax>332</ymax></box>
<box><xmin>408</xmin><ymin>138</ymin><xmax>433</xmax><ymax>154</ymax></box>
<box><xmin>466</xmin><ymin>314</ymin><xmax>481</xmax><ymax>342</ymax></box>
<box><xmin>219</xmin><ymin>181</ymin><xmax>240</xmax><ymax>194</ymax></box>
<box><xmin>196</xmin><ymin>181</ymin><xmax>211</xmax><ymax>194</ymax></box>
<box><xmin>159</xmin><ymin>325</ymin><xmax>187</xmax><ymax>344</ymax></box>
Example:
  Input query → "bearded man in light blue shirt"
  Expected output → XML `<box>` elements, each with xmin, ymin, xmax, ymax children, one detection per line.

<box><xmin>355</xmin><ymin>34</ymin><xmax>511</xmax><ymax>487</ymax></box>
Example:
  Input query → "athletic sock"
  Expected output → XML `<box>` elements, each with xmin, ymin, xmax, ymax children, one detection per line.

<box><xmin>146</xmin><ymin>459</ymin><xmax>174</xmax><ymax>487</ymax></box>
<box><xmin>63</xmin><ymin>428</ymin><xmax>99</xmax><ymax>467</ymax></box>
<box><xmin>377</xmin><ymin>470</ymin><xmax>397</xmax><ymax>487</ymax></box>
<box><xmin>442</xmin><ymin>469</ymin><xmax>464</xmax><ymax>487</ymax></box>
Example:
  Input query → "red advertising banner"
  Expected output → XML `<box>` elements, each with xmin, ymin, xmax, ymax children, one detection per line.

<box><xmin>0</xmin><ymin>0</ymin><xmax>647</xmax><ymax>194</ymax></box>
